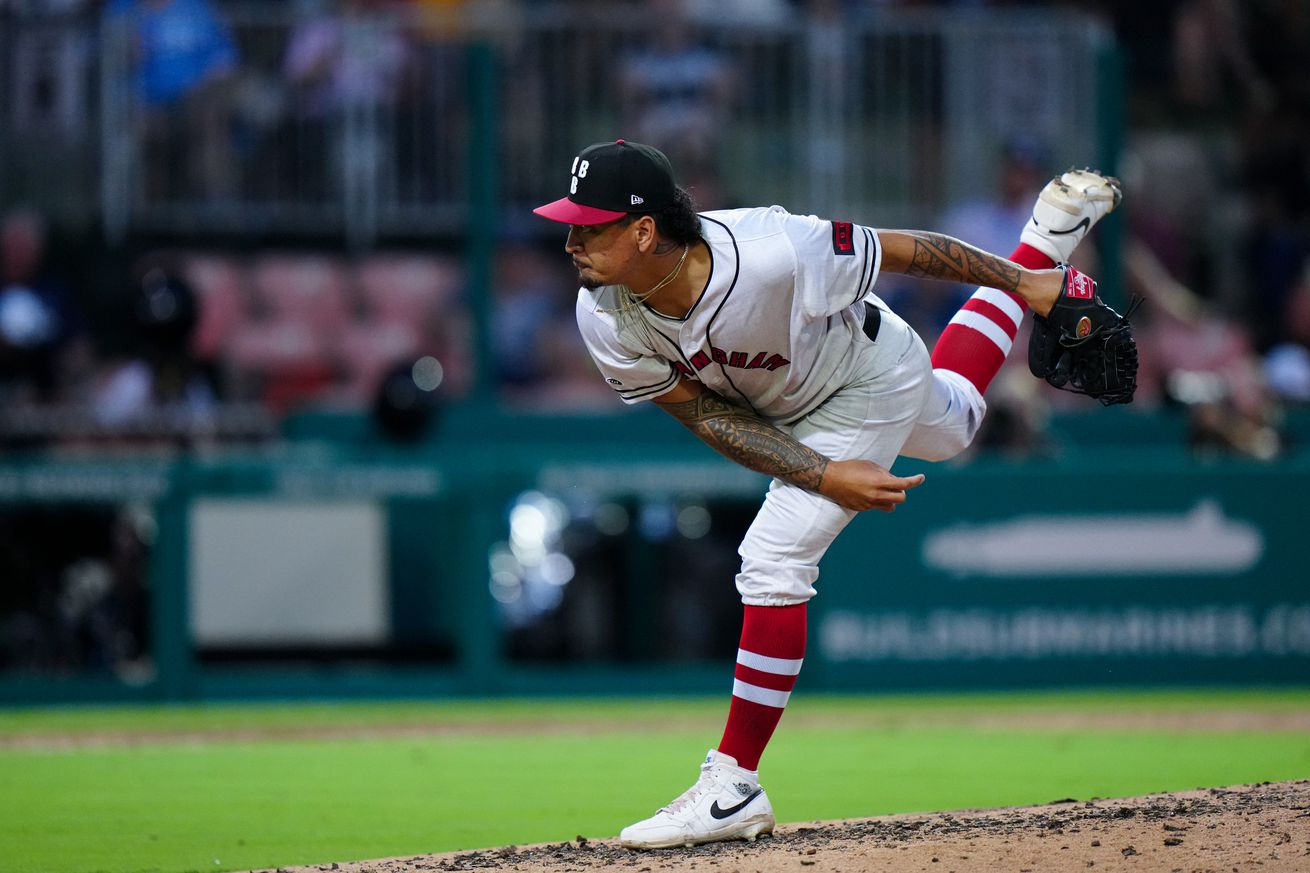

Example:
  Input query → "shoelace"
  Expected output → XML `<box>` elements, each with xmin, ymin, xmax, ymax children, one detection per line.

<box><xmin>661</xmin><ymin>763</ymin><xmax>718</xmax><ymax>814</ymax></box>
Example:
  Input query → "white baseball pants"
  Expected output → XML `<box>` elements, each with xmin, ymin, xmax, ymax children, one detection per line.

<box><xmin>735</xmin><ymin>308</ymin><xmax>987</xmax><ymax>605</ymax></box>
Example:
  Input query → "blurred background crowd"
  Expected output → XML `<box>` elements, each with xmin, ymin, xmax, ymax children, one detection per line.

<box><xmin>0</xmin><ymin>0</ymin><xmax>1306</xmax><ymax>457</ymax></box>
<box><xmin>2</xmin><ymin>0</ymin><xmax>1310</xmax><ymax>674</ymax></box>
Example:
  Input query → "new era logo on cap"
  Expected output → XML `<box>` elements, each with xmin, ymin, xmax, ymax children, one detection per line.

<box><xmin>533</xmin><ymin>140</ymin><xmax>676</xmax><ymax>225</ymax></box>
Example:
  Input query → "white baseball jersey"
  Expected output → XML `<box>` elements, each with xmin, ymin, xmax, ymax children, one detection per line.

<box><xmin>575</xmin><ymin>206</ymin><xmax>887</xmax><ymax>423</ymax></box>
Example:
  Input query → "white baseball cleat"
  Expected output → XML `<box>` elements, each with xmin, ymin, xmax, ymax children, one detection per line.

<box><xmin>1020</xmin><ymin>168</ymin><xmax>1123</xmax><ymax>264</ymax></box>
<box><xmin>619</xmin><ymin>750</ymin><xmax>775</xmax><ymax>849</ymax></box>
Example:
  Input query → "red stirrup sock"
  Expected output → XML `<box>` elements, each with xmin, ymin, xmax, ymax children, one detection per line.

<box><xmin>1007</xmin><ymin>243</ymin><xmax>1056</xmax><ymax>271</ymax></box>
<box><xmin>717</xmin><ymin>603</ymin><xmax>806</xmax><ymax>771</ymax></box>
<box><xmin>928</xmin><ymin>243</ymin><xmax>1055</xmax><ymax>395</ymax></box>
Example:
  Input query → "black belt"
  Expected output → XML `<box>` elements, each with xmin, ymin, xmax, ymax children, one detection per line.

<box><xmin>863</xmin><ymin>304</ymin><xmax>882</xmax><ymax>342</ymax></box>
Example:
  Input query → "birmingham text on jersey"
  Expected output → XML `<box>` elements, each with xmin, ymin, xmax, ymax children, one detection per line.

<box><xmin>672</xmin><ymin>347</ymin><xmax>792</xmax><ymax>379</ymax></box>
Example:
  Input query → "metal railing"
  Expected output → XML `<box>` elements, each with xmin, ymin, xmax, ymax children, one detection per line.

<box><xmin>502</xmin><ymin>7</ymin><xmax>1110</xmax><ymax>229</ymax></box>
<box><xmin>0</xmin><ymin>7</ymin><xmax>99</xmax><ymax>221</ymax></box>
<box><xmin>97</xmin><ymin>4</ymin><xmax>473</xmax><ymax>245</ymax></box>
<box><xmin>4</xmin><ymin>5</ymin><xmax>1115</xmax><ymax>243</ymax></box>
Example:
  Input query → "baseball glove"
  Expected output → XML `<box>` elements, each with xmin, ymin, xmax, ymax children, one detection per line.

<box><xmin>1028</xmin><ymin>264</ymin><xmax>1142</xmax><ymax>406</ymax></box>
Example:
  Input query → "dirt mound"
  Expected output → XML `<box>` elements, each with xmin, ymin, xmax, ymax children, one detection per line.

<box><xmin>266</xmin><ymin>779</ymin><xmax>1309</xmax><ymax>873</ymax></box>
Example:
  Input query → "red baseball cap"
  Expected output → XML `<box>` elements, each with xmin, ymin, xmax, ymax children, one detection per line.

<box><xmin>533</xmin><ymin>140</ymin><xmax>677</xmax><ymax>225</ymax></box>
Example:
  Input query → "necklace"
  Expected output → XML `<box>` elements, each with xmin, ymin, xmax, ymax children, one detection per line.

<box><xmin>625</xmin><ymin>244</ymin><xmax>690</xmax><ymax>304</ymax></box>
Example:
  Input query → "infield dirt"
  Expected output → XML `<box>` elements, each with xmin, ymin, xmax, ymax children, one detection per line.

<box><xmin>264</xmin><ymin>780</ymin><xmax>1309</xmax><ymax>873</ymax></box>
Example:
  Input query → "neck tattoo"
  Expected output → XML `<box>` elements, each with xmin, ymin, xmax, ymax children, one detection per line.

<box><xmin>625</xmin><ymin>244</ymin><xmax>690</xmax><ymax>304</ymax></box>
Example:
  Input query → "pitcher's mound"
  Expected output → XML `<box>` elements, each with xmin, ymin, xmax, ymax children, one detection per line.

<box><xmin>266</xmin><ymin>780</ymin><xmax>1309</xmax><ymax>873</ymax></box>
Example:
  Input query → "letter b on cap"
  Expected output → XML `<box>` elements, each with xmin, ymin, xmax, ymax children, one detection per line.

<box><xmin>569</xmin><ymin>158</ymin><xmax>590</xmax><ymax>194</ymax></box>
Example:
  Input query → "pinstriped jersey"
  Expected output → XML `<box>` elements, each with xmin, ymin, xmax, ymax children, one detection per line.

<box><xmin>575</xmin><ymin>206</ymin><xmax>886</xmax><ymax>423</ymax></box>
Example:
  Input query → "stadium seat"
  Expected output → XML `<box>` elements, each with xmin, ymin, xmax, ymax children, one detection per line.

<box><xmin>216</xmin><ymin>253</ymin><xmax>358</xmax><ymax>411</ymax></box>
<box><xmin>226</xmin><ymin>318</ymin><xmax>337</xmax><ymax>413</ymax></box>
<box><xmin>249</xmin><ymin>253</ymin><xmax>354</xmax><ymax>337</ymax></box>
<box><xmin>355</xmin><ymin>252</ymin><xmax>462</xmax><ymax>326</ymax></box>
<box><xmin>182</xmin><ymin>252</ymin><xmax>251</xmax><ymax>361</ymax></box>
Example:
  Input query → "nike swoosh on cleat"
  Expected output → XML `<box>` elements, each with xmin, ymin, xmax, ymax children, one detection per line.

<box><xmin>1046</xmin><ymin>216</ymin><xmax>1091</xmax><ymax>236</ymax></box>
<box><xmin>710</xmin><ymin>790</ymin><xmax>763</xmax><ymax>819</ymax></box>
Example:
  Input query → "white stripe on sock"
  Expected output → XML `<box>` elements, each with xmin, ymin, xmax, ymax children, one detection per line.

<box><xmin>948</xmin><ymin>309</ymin><xmax>1014</xmax><ymax>356</ymax></box>
<box><xmin>736</xmin><ymin>648</ymin><xmax>804</xmax><ymax>676</ymax></box>
<box><xmin>973</xmin><ymin>288</ymin><xmax>1025</xmax><ymax>329</ymax></box>
<box><xmin>732</xmin><ymin>678</ymin><xmax>791</xmax><ymax>709</ymax></box>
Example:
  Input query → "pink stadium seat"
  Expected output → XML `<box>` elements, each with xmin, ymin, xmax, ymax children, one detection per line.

<box><xmin>223</xmin><ymin>254</ymin><xmax>357</xmax><ymax>411</ymax></box>
<box><xmin>226</xmin><ymin>308</ymin><xmax>337</xmax><ymax>413</ymax></box>
<box><xmin>182</xmin><ymin>252</ymin><xmax>251</xmax><ymax>361</ymax></box>
<box><xmin>218</xmin><ymin>251</ymin><xmax>465</xmax><ymax>411</ymax></box>
<box><xmin>355</xmin><ymin>253</ymin><xmax>462</xmax><ymax>325</ymax></box>
<box><xmin>249</xmin><ymin>253</ymin><xmax>354</xmax><ymax>337</ymax></box>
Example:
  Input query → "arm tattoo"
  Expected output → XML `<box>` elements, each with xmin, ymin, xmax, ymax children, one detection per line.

<box><xmin>904</xmin><ymin>231</ymin><xmax>1021</xmax><ymax>292</ymax></box>
<box><xmin>658</xmin><ymin>391</ymin><xmax>829</xmax><ymax>492</ymax></box>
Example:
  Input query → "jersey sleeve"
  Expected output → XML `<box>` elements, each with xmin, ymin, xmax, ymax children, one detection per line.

<box><xmin>574</xmin><ymin>290</ymin><xmax>681</xmax><ymax>404</ymax></box>
<box><xmin>780</xmin><ymin>210</ymin><xmax>883</xmax><ymax>321</ymax></box>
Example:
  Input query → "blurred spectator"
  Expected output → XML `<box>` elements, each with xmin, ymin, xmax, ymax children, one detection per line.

<box><xmin>1240</xmin><ymin>110</ymin><xmax>1310</xmax><ymax>351</ymax></box>
<box><xmin>1264</xmin><ymin>343</ymin><xmax>1310</xmax><ymax>405</ymax></box>
<box><xmin>1122</xmin><ymin>225</ymin><xmax>1282</xmax><ymax>460</ymax></box>
<box><xmin>1264</xmin><ymin>260</ymin><xmax>1310</xmax><ymax>405</ymax></box>
<box><xmin>400</xmin><ymin>4</ymin><xmax>471</xmax><ymax>205</ymax></box>
<box><xmin>1237</xmin><ymin>5</ymin><xmax>1310</xmax><ymax>357</ymax></box>
<box><xmin>881</xmin><ymin>139</ymin><xmax>1053</xmax><ymax>355</ymax></box>
<box><xmin>107</xmin><ymin>0</ymin><xmax>240</xmax><ymax>200</ymax></box>
<box><xmin>1172</xmin><ymin>0</ymin><xmax>1274</xmax><ymax>116</ymax></box>
<box><xmin>282</xmin><ymin>0</ymin><xmax>418</xmax><ymax>199</ymax></box>
<box><xmin>619</xmin><ymin>0</ymin><xmax>734</xmax><ymax>176</ymax></box>
<box><xmin>492</xmin><ymin>243</ymin><xmax>561</xmax><ymax>394</ymax></box>
<box><xmin>405</xmin><ymin>0</ymin><xmax>518</xmax><ymax>30</ymax></box>
<box><xmin>684</xmin><ymin>0</ymin><xmax>791</xmax><ymax>27</ymax></box>
<box><xmin>4</xmin><ymin>0</ymin><xmax>95</xmax><ymax>139</ymax></box>
<box><xmin>941</xmin><ymin>137</ymin><xmax>1049</xmax><ymax>267</ymax></box>
<box><xmin>525</xmin><ymin>319</ymin><xmax>625</xmax><ymax>412</ymax></box>
<box><xmin>284</xmin><ymin>0</ymin><xmax>416</xmax><ymax>117</ymax></box>
<box><xmin>802</xmin><ymin>0</ymin><xmax>868</xmax><ymax>212</ymax></box>
<box><xmin>492</xmin><ymin>241</ymin><xmax>615</xmax><ymax>410</ymax></box>
<box><xmin>0</xmin><ymin>208</ymin><xmax>92</xmax><ymax>407</ymax></box>
<box><xmin>92</xmin><ymin>268</ymin><xmax>220</xmax><ymax>436</ymax></box>
<box><xmin>1094</xmin><ymin>0</ymin><xmax>1310</xmax><ymax>355</ymax></box>
<box><xmin>1095</xmin><ymin>0</ymin><xmax>1310</xmax><ymax>455</ymax></box>
<box><xmin>1124</xmin><ymin>238</ymin><xmax>1260</xmax><ymax>403</ymax></box>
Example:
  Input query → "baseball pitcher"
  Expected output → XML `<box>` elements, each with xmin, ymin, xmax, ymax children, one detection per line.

<box><xmin>533</xmin><ymin>140</ymin><xmax>1133</xmax><ymax>849</ymax></box>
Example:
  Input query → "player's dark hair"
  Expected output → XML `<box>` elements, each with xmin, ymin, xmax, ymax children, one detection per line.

<box><xmin>622</xmin><ymin>185</ymin><xmax>702</xmax><ymax>246</ymax></box>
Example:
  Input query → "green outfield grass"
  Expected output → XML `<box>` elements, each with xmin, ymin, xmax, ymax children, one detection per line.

<box><xmin>2</xmin><ymin>689</ymin><xmax>1308</xmax><ymax>873</ymax></box>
